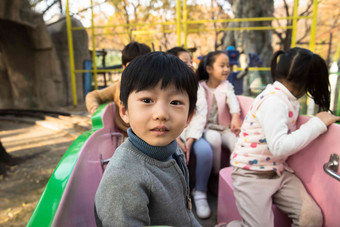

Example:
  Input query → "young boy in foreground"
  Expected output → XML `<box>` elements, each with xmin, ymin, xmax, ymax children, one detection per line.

<box><xmin>94</xmin><ymin>52</ymin><xmax>202</xmax><ymax>226</ymax></box>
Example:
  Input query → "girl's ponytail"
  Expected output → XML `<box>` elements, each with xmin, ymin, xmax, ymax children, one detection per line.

<box><xmin>307</xmin><ymin>54</ymin><xmax>330</xmax><ymax>111</ymax></box>
<box><xmin>196</xmin><ymin>55</ymin><xmax>210</xmax><ymax>81</ymax></box>
<box><xmin>271</xmin><ymin>47</ymin><xmax>330</xmax><ymax>111</ymax></box>
<box><xmin>270</xmin><ymin>50</ymin><xmax>285</xmax><ymax>81</ymax></box>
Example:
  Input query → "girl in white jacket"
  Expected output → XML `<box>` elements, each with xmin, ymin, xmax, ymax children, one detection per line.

<box><xmin>196</xmin><ymin>50</ymin><xmax>242</xmax><ymax>174</ymax></box>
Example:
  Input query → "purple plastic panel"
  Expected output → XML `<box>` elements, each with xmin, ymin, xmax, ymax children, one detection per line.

<box><xmin>52</xmin><ymin>103</ymin><xmax>123</xmax><ymax>227</ymax></box>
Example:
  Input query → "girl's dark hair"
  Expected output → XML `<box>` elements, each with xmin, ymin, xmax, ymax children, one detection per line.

<box><xmin>166</xmin><ymin>46</ymin><xmax>188</xmax><ymax>57</ymax></box>
<box><xmin>121</xmin><ymin>42</ymin><xmax>151</xmax><ymax>66</ymax></box>
<box><xmin>196</xmin><ymin>50</ymin><xmax>227</xmax><ymax>81</ymax></box>
<box><xmin>120</xmin><ymin>51</ymin><xmax>198</xmax><ymax>116</ymax></box>
<box><xmin>271</xmin><ymin>47</ymin><xmax>330</xmax><ymax>111</ymax></box>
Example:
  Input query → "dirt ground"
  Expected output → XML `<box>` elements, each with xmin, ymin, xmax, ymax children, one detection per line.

<box><xmin>0</xmin><ymin>107</ymin><xmax>91</xmax><ymax>227</ymax></box>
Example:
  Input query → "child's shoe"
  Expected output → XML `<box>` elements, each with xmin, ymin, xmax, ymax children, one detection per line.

<box><xmin>192</xmin><ymin>189</ymin><xmax>211</xmax><ymax>219</ymax></box>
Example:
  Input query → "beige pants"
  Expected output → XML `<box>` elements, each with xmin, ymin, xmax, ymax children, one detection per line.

<box><xmin>229</xmin><ymin>168</ymin><xmax>323</xmax><ymax>227</ymax></box>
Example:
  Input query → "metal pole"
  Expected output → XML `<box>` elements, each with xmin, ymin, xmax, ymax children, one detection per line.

<box><xmin>291</xmin><ymin>0</ymin><xmax>299</xmax><ymax>47</ymax></box>
<box><xmin>91</xmin><ymin>0</ymin><xmax>98</xmax><ymax>90</ymax></box>
<box><xmin>309</xmin><ymin>0</ymin><xmax>318</xmax><ymax>51</ymax></box>
<box><xmin>66</xmin><ymin>0</ymin><xmax>77</xmax><ymax>106</ymax></box>
<box><xmin>307</xmin><ymin>0</ymin><xmax>318</xmax><ymax>115</ymax></box>
<box><xmin>334</xmin><ymin>44</ymin><xmax>340</xmax><ymax>116</ymax></box>
<box><xmin>337</xmin><ymin>86</ymin><xmax>340</xmax><ymax>116</ymax></box>
<box><xmin>176</xmin><ymin>0</ymin><xmax>181</xmax><ymax>46</ymax></box>
<box><xmin>333</xmin><ymin>42</ymin><xmax>340</xmax><ymax>63</ymax></box>
<box><xmin>183</xmin><ymin>0</ymin><xmax>188</xmax><ymax>48</ymax></box>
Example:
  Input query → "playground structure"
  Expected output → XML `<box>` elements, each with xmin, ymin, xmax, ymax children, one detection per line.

<box><xmin>63</xmin><ymin>1</ymin><xmax>338</xmax><ymax>101</ymax></box>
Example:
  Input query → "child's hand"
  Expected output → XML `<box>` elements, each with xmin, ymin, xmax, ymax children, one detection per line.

<box><xmin>89</xmin><ymin>106</ymin><xmax>98</xmax><ymax>116</ymax></box>
<box><xmin>315</xmin><ymin>112</ymin><xmax>340</xmax><ymax>127</ymax></box>
<box><xmin>184</xmin><ymin>138</ymin><xmax>195</xmax><ymax>164</ymax></box>
<box><xmin>230</xmin><ymin>113</ymin><xmax>242</xmax><ymax>136</ymax></box>
<box><xmin>176</xmin><ymin>137</ymin><xmax>194</xmax><ymax>164</ymax></box>
<box><xmin>176</xmin><ymin>137</ymin><xmax>186</xmax><ymax>153</ymax></box>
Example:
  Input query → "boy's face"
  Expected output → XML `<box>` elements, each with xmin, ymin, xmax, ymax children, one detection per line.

<box><xmin>120</xmin><ymin>82</ymin><xmax>192</xmax><ymax>146</ymax></box>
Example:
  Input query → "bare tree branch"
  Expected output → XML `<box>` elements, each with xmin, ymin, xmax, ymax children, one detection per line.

<box><xmin>283</xmin><ymin>0</ymin><xmax>290</xmax><ymax>17</ymax></box>
<box><xmin>42</xmin><ymin>0</ymin><xmax>59</xmax><ymax>16</ymax></box>
<box><xmin>297</xmin><ymin>20</ymin><xmax>310</xmax><ymax>43</ymax></box>
<box><xmin>299</xmin><ymin>0</ymin><xmax>313</xmax><ymax>16</ymax></box>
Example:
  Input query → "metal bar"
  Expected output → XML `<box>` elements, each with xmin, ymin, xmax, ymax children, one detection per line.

<box><xmin>131</xmin><ymin>29</ymin><xmax>174</xmax><ymax>35</ymax></box>
<box><xmin>185</xmin><ymin>16</ymin><xmax>312</xmax><ymax>24</ymax></box>
<box><xmin>72</xmin><ymin>21</ymin><xmax>176</xmax><ymax>30</ymax></box>
<box><xmin>90</xmin><ymin>0</ymin><xmax>98</xmax><ymax>90</ymax></box>
<box><xmin>66</xmin><ymin>0</ymin><xmax>77</xmax><ymax>106</ymax></box>
<box><xmin>310</xmin><ymin>0</ymin><xmax>318</xmax><ymax>51</ymax></box>
<box><xmin>74</xmin><ymin>69</ymin><xmax>123</xmax><ymax>73</ymax></box>
<box><xmin>70</xmin><ymin>16</ymin><xmax>311</xmax><ymax>31</ymax></box>
<box><xmin>234</xmin><ymin>67</ymin><xmax>271</xmax><ymax>71</ymax></box>
<box><xmin>333</xmin><ymin>43</ymin><xmax>340</xmax><ymax>62</ymax></box>
<box><xmin>323</xmin><ymin>154</ymin><xmax>340</xmax><ymax>181</ymax></box>
<box><xmin>291</xmin><ymin>0</ymin><xmax>299</xmax><ymax>47</ymax></box>
<box><xmin>188</xmin><ymin>26</ymin><xmax>293</xmax><ymax>33</ymax></box>
<box><xmin>337</xmin><ymin>87</ymin><xmax>340</xmax><ymax>116</ymax></box>
<box><xmin>183</xmin><ymin>0</ymin><xmax>188</xmax><ymax>48</ymax></box>
<box><xmin>176</xmin><ymin>0</ymin><xmax>181</xmax><ymax>46</ymax></box>
<box><xmin>306</xmin><ymin>0</ymin><xmax>318</xmax><ymax>115</ymax></box>
<box><xmin>334</xmin><ymin>44</ymin><xmax>340</xmax><ymax>116</ymax></box>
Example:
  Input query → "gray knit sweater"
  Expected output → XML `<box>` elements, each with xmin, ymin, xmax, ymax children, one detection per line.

<box><xmin>94</xmin><ymin>138</ymin><xmax>202</xmax><ymax>227</ymax></box>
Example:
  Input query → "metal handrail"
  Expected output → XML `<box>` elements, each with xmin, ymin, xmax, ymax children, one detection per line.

<box><xmin>323</xmin><ymin>153</ymin><xmax>340</xmax><ymax>181</ymax></box>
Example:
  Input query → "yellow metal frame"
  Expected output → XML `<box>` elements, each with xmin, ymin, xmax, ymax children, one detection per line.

<box><xmin>176</xmin><ymin>0</ymin><xmax>181</xmax><ymax>46</ymax></box>
<box><xmin>290</xmin><ymin>0</ymin><xmax>299</xmax><ymax>47</ymax></box>
<box><xmin>90</xmin><ymin>0</ymin><xmax>98</xmax><ymax>90</ymax></box>
<box><xmin>66</xmin><ymin>0</ymin><xmax>318</xmax><ymax>106</ymax></box>
<box><xmin>66</xmin><ymin>0</ymin><xmax>77</xmax><ymax>106</ymax></box>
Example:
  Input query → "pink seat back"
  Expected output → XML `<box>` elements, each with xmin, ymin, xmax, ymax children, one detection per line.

<box><xmin>52</xmin><ymin>103</ymin><xmax>122</xmax><ymax>227</ymax></box>
<box><xmin>287</xmin><ymin>117</ymin><xmax>340</xmax><ymax>227</ymax></box>
<box><xmin>237</xmin><ymin>95</ymin><xmax>254</xmax><ymax>120</ymax></box>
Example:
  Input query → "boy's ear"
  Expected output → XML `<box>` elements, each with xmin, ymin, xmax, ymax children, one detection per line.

<box><xmin>119</xmin><ymin>101</ymin><xmax>130</xmax><ymax>124</ymax></box>
<box><xmin>185</xmin><ymin>111</ymin><xmax>195</xmax><ymax>127</ymax></box>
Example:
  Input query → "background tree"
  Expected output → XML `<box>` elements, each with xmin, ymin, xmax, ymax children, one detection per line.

<box><xmin>221</xmin><ymin>0</ymin><xmax>274</xmax><ymax>96</ymax></box>
<box><xmin>222</xmin><ymin>0</ymin><xmax>274</xmax><ymax>67</ymax></box>
<box><xmin>314</xmin><ymin>0</ymin><xmax>340</xmax><ymax>64</ymax></box>
<box><xmin>273</xmin><ymin>0</ymin><xmax>314</xmax><ymax>51</ymax></box>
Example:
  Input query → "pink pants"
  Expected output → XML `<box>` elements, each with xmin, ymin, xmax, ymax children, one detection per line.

<box><xmin>229</xmin><ymin>168</ymin><xmax>323</xmax><ymax>227</ymax></box>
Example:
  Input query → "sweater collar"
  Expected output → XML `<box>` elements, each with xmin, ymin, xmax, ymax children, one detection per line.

<box><xmin>127</xmin><ymin>128</ymin><xmax>177</xmax><ymax>161</ymax></box>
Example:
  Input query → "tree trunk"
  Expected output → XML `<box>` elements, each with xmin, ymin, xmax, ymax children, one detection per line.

<box><xmin>222</xmin><ymin>0</ymin><xmax>274</xmax><ymax>95</ymax></box>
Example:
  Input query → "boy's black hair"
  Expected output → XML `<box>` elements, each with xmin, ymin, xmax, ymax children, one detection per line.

<box><xmin>120</xmin><ymin>51</ymin><xmax>198</xmax><ymax>116</ymax></box>
<box><xmin>122</xmin><ymin>42</ymin><xmax>151</xmax><ymax>67</ymax></box>
<box><xmin>196</xmin><ymin>50</ymin><xmax>227</xmax><ymax>81</ymax></box>
<box><xmin>271</xmin><ymin>47</ymin><xmax>330</xmax><ymax>111</ymax></box>
<box><xmin>166</xmin><ymin>46</ymin><xmax>188</xmax><ymax>57</ymax></box>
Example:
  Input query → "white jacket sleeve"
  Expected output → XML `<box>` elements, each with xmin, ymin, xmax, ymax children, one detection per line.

<box><xmin>225</xmin><ymin>82</ymin><xmax>240</xmax><ymax>114</ymax></box>
<box><xmin>180</xmin><ymin>84</ymin><xmax>208</xmax><ymax>141</ymax></box>
<box><xmin>257</xmin><ymin>96</ymin><xmax>327</xmax><ymax>158</ymax></box>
